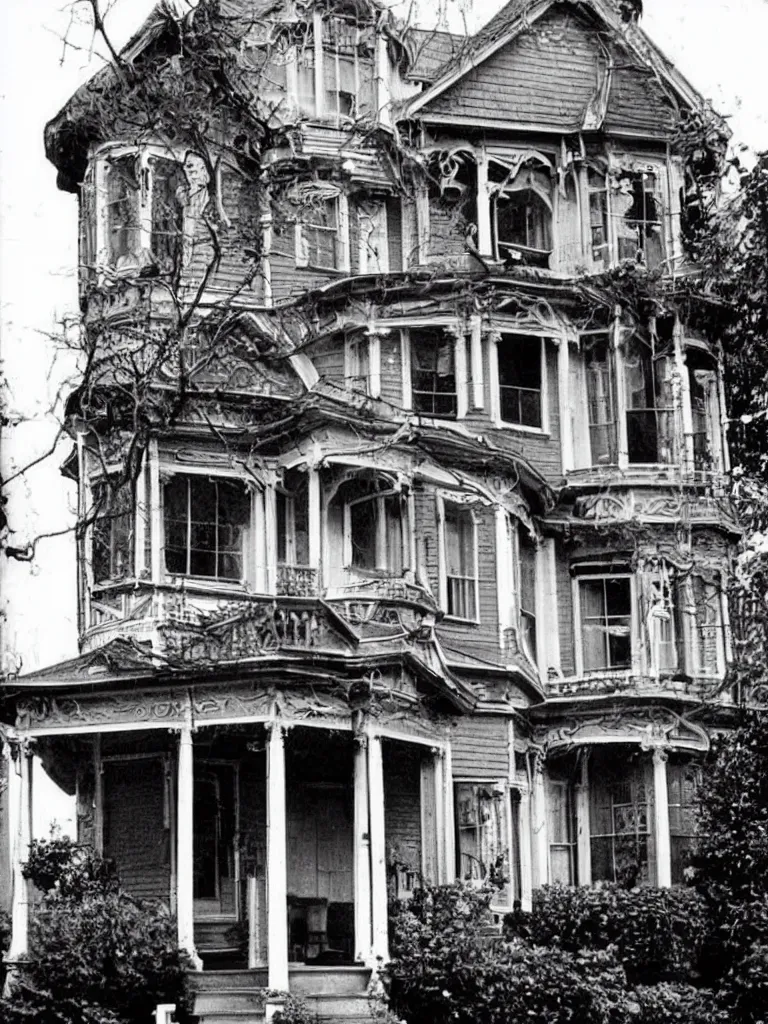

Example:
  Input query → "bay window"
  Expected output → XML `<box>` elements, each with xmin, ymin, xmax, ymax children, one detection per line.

<box><xmin>91</xmin><ymin>480</ymin><xmax>134</xmax><ymax>583</ymax></box>
<box><xmin>334</xmin><ymin>475</ymin><xmax>409</xmax><ymax>575</ymax></box>
<box><xmin>577</xmin><ymin>575</ymin><xmax>633</xmax><ymax>672</ymax></box>
<box><xmin>443</xmin><ymin>501</ymin><xmax>477</xmax><ymax>620</ymax></box>
<box><xmin>100</xmin><ymin>149</ymin><xmax>186</xmax><ymax>273</ymax></box>
<box><xmin>164</xmin><ymin>475</ymin><xmax>250</xmax><ymax>581</ymax></box>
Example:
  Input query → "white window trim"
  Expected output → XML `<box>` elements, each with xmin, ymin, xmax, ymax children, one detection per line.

<box><xmin>490</xmin><ymin>331</ymin><xmax>550</xmax><ymax>434</ymax></box>
<box><xmin>401</xmin><ymin>323</ymin><xmax>469</xmax><ymax>421</ymax></box>
<box><xmin>572</xmin><ymin>571</ymin><xmax>636</xmax><ymax>677</ymax></box>
<box><xmin>287</xmin><ymin>9</ymin><xmax>379</xmax><ymax>123</ymax></box>
<box><xmin>92</xmin><ymin>141</ymin><xmax>190</xmax><ymax>275</ymax></box>
<box><xmin>159</xmin><ymin>468</ymin><xmax>257</xmax><ymax>590</ymax></box>
<box><xmin>342</xmin><ymin>489</ymin><xmax>408</xmax><ymax>572</ymax></box>
<box><xmin>358</xmin><ymin>201</ymin><xmax>389</xmax><ymax>275</ymax></box>
<box><xmin>438</xmin><ymin>494</ymin><xmax>480</xmax><ymax>624</ymax></box>
<box><xmin>295</xmin><ymin>191</ymin><xmax>350</xmax><ymax>273</ymax></box>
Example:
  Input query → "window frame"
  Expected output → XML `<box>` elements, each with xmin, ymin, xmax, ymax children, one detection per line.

<box><xmin>341</xmin><ymin>486</ymin><xmax>409</xmax><ymax>576</ymax></box>
<box><xmin>439</xmin><ymin>497</ymin><xmax>480</xmax><ymax>623</ymax></box>
<box><xmin>490</xmin><ymin>331</ymin><xmax>549</xmax><ymax>434</ymax></box>
<box><xmin>344</xmin><ymin>331</ymin><xmax>381</xmax><ymax>398</ymax></box>
<box><xmin>454</xmin><ymin>780</ymin><xmax>517</xmax><ymax>909</ymax></box>
<box><xmin>573</xmin><ymin>571</ymin><xmax>636</xmax><ymax>676</ymax></box>
<box><xmin>162</xmin><ymin>473</ymin><xmax>252</xmax><ymax>585</ymax></box>
<box><xmin>91</xmin><ymin>143</ymin><xmax>189</xmax><ymax>276</ymax></box>
<box><xmin>403</xmin><ymin>324</ymin><xmax>468</xmax><ymax>421</ymax></box>
<box><xmin>291</xmin><ymin>9</ymin><xmax>377</xmax><ymax>122</ymax></box>
<box><xmin>295</xmin><ymin>191</ymin><xmax>350</xmax><ymax>273</ymax></box>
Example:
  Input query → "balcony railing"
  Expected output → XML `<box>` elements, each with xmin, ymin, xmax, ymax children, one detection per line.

<box><xmin>276</xmin><ymin>565</ymin><xmax>318</xmax><ymax>598</ymax></box>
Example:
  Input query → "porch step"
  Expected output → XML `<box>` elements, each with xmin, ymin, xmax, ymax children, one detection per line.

<box><xmin>304</xmin><ymin>992</ymin><xmax>373</xmax><ymax>1020</ymax></box>
<box><xmin>288</xmin><ymin>965</ymin><xmax>371</xmax><ymax>996</ymax></box>
<box><xmin>190</xmin><ymin>968</ymin><xmax>268</xmax><ymax>992</ymax></box>
<box><xmin>194</xmin><ymin>987</ymin><xmax>267</xmax><ymax>1016</ymax></box>
<box><xmin>194</xmin><ymin>1014</ymin><xmax>264</xmax><ymax>1024</ymax></box>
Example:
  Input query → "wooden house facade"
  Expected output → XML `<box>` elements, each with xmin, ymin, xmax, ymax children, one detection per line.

<box><xmin>2</xmin><ymin>0</ymin><xmax>739</xmax><ymax>1017</ymax></box>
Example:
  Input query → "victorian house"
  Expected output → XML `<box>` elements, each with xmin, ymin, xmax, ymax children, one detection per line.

<box><xmin>1</xmin><ymin>0</ymin><xmax>738</xmax><ymax>1019</ymax></box>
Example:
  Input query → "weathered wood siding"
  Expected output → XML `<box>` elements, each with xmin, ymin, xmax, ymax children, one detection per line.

<box><xmin>422</xmin><ymin>5</ymin><xmax>676</xmax><ymax>137</ymax></box>
<box><xmin>555</xmin><ymin>540</ymin><xmax>575</xmax><ymax>675</ymax></box>
<box><xmin>103</xmin><ymin>757</ymin><xmax>170</xmax><ymax>901</ymax></box>
<box><xmin>450</xmin><ymin>715</ymin><xmax>510</xmax><ymax>781</ymax></box>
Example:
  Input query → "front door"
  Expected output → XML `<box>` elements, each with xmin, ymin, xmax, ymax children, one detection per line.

<box><xmin>194</xmin><ymin>762</ymin><xmax>237</xmax><ymax>919</ymax></box>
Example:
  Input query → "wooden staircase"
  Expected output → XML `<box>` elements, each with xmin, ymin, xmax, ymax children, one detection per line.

<box><xmin>189</xmin><ymin>966</ymin><xmax>372</xmax><ymax>1024</ymax></box>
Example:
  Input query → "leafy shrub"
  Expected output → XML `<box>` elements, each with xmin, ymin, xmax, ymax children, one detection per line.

<box><xmin>0</xmin><ymin>908</ymin><xmax>10</xmax><ymax>993</ymax></box>
<box><xmin>524</xmin><ymin>883</ymin><xmax>707</xmax><ymax>983</ymax></box>
<box><xmin>0</xmin><ymin>838</ymin><xmax>190</xmax><ymax>1024</ymax></box>
<box><xmin>383</xmin><ymin>882</ymin><xmax>633</xmax><ymax>1024</ymax></box>
<box><xmin>633</xmin><ymin>982</ymin><xmax>727</xmax><ymax>1024</ymax></box>
<box><xmin>271</xmin><ymin>993</ymin><xmax>321</xmax><ymax>1024</ymax></box>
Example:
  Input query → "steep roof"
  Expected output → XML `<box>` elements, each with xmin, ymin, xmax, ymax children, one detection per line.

<box><xmin>408</xmin><ymin>0</ymin><xmax>707</xmax><ymax>134</ymax></box>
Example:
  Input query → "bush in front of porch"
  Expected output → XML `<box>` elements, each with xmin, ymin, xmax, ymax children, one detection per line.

<box><xmin>0</xmin><ymin>836</ymin><xmax>191</xmax><ymax>1024</ymax></box>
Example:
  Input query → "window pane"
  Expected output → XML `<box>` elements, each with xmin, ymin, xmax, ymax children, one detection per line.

<box><xmin>411</xmin><ymin>329</ymin><xmax>457</xmax><ymax>418</ymax></box>
<box><xmin>498</xmin><ymin>336</ymin><xmax>542</xmax><ymax>427</ymax></box>
<box><xmin>350</xmin><ymin>499</ymin><xmax>377</xmax><ymax>569</ymax></box>
<box><xmin>106</xmin><ymin>155</ymin><xmax>140</xmax><ymax>263</ymax></box>
<box><xmin>580</xmin><ymin>578</ymin><xmax>632</xmax><ymax>671</ymax></box>
<box><xmin>150</xmin><ymin>157</ymin><xmax>185</xmax><ymax>271</ymax></box>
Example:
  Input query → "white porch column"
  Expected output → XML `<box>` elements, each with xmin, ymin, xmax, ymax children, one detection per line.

<box><xmin>518</xmin><ymin>787</ymin><xmax>533</xmax><ymax>912</ymax></box>
<box><xmin>266</xmin><ymin>721</ymin><xmax>289</xmax><ymax>990</ymax></box>
<box><xmin>307</xmin><ymin>466</ymin><xmax>321</xmax><ymax>573</ymax></box>
<box><xmin>367</xmin><ymin>732</ymin><xmax>388</xmax><ymax>963</ymax></box>
<box><xmin>6</xmin><ymin>738</ymin><xmax>33</xmax><ymax>969</ymax></box>
<box><xmin>177</xmin><ymin>722</ymin><xmax>201</xmax><ymax>970</ymax></box>
<box><xmin>353</xmin><ymin>733</ymin><xmax>372</xmax><ymax>964</ymax></box>
<box><xmin>575</xmin><ymin>751</ymin><xmax>592</xmax><ymax>885</ymax></box>
<box><xmin>652</xmin><ymin>748</ymin><xmax>672</xmax><ymax>888</ymax></box>
<box><xmin>442</xmin><ymin>742</ymin><xmax>456</xmax><ymax>884</ymax></box>
<box><xmin>433</xmin><ymin>748</ymin><xmax>446</xmax><ymax>884</ymax></box>
<box><xmin>531</xmin><ymin>757</ymin><xmax>549</xmax><ymax>889</ymax></box>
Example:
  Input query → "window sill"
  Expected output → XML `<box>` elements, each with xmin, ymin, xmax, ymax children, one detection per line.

<box><xmin>164</xmin><ymin>574</ymin><xmax>251</xmax><ymax>594</ymax></box>
<box><xmin>297</xmin><ymin>263</ymin><xmax>349</xmax><ymax>276</ymax></box>
<box><xmin>441</xmin><ymin>614</ymin><xmax>481</xmax><ymax>627</ymax></box>
<box><xmin>495</xmin><ymin>421</ymin><xmax>550</xmax><ymax>437</ymax></box>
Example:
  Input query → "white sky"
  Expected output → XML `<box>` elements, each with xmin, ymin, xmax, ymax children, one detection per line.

<box><xmin>0</xmin><ymin>0</ymin><xmax>767</xmax><ymax>832</ymax></box>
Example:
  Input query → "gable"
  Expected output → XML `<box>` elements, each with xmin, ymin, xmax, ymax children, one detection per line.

<box><xmin>419</xmin><ymin>3</ymin><xmax>677</xmax><ymax>136</ymax></box>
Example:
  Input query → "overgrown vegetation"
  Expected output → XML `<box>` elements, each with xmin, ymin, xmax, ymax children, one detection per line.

<box><xmin>0</xmin><ymin>836</ymin><xmax>191</xmax><ymax>1024</ymax></box>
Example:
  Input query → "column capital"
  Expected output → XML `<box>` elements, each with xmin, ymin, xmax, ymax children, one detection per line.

<box><xmin>652</xmin><ymin>747</ymin><xmax>669</xmax><ymax>766</ymax></box>
<box><xmin>265</xmin><ymin>718</ymin><xmax>286</xmax><ymax>739</ymax></box>
<box><xmin>353</xmin><ymin>732</ymin><xmax>369</xmax><ymax>751</ymax></box>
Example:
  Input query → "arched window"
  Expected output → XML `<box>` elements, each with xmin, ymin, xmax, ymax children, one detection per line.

<box><xmin>491</xmin><ymin>163</ymin><xmax>553</xmax><ymax>268</ymax></box>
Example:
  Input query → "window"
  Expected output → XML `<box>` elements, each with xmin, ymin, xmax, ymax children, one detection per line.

<box><xmin>587</xmin><ymin>169</ymin><xmax>610</xmax><ymax>267</ymax></box>
<box><xmin>590</xmin><ymin>752</ymin><xmax>653</xmax><ymax>886</ymax></box>
<box><xmin>411</xmin><ymin>328</ymin><xmax>457</xmax><ymax>418</ymax></box>
<box><xmin>667</xmin><ymin>761</ymin><xmax>700</xmax><ymax>885</ymax></box>
<box><xmin>346</xmin><ymin>333</ymin><xmax>370</xmax><ymax>393</ymax></box>
<box><xmin>491</xmin><ymin>163</ymin><xmax>553</xmax><ymax>269</ymax></box>
<box><xmin>301</xmin><ymin>198</ymin><xmax>340</xmax><ymax>270</ymax></box>
<box><xmin>164</xmin><ymin>476</ymin><xmax>250</xmax><ymax>581</ymax></box>
<box><xmin>92</xmin><ymin>481</ymin><xmax>134</xmax><ymax>583</ymax></box>
<box><xmin>455</xmin><ymin>783</ymin><xmax>512</xmax><ymax>903</ymax></box>
<box><xmin>334</xmin><ymin>476</ymin><xmax>408</xmax><ymax>575</ymax></box>
<box><xmin>296</xmin><ymin>14</ymin><xmax>376</xmax><ymax>120</ymax></box>
<box><xmin>358</xmin><ymin>201</ymin><xmax>389</xmax><ymax>274</ymax></box>
<box><xmin>578</xmin><ymin>576</ymin><xmax>632</xmax><ymax>672</ymax></box>
<box><xmin>584</xmin><ymin>333</ymin><xmax>618</xmax><ymax>464</ymax></box>
<box><xmin>498</xmin><ymin>335</ymin><xmax>543</xmax><ymax>428</ymax></box>
<box><xmin>615</xmin><ymin>172</ymin><xmax>665</xmax><ymax>271</ymax></box>
<box><xmin>547</xmin><ymin>777</ymin><xmax>575</xmax><ymax>885</ymax></box>
<box><xmin>102</xmin><ymin>150</ymin><xmax>185</xmax><ymax>273</ymax></box>
<box><xmin>643</xmin><ymin>568</ymin><xmax>680</xmax><ymax>674</ymax></box>
<box><xmin>444</xmin><ymin>502</ymin><xmax>477</xmax><ymax>619</ymax></box>
<box><xmin>518</xmin><ymin>532</ymin><xmax>537</xmax><ymax>664</ymax></box>
<box><xmin>277</xmin><ymin>470</ymin><xmax>310</xmax><ymax>567</ymax></box>
<box><xmin>624</xmin><ymin>338</ymin><xmax>676</xmax><ymax>464</ymax></box>
<box><xmin>687</xmin><ymin>352</ymin><xmax>720</xmax><ymax>473</ymax></box>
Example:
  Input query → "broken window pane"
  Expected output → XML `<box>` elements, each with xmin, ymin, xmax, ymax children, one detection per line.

<box><xmin>584</xmin><ymin>333</ymin><xmax>618</xmax><ymax>464</ymax></box>
<box><xmin>105</xmin><ymin>154</ymin><xmax>141</xmax><ymax>266</ymax></box>
<box><xmin>164</xmin><ymin>476</ymin><xmax>249</xmax><ymax>580</ymax></box>
<box><xmin>322</xmin><ymin>16</ymin><xmax>375</xmax><ymax>119</ymax></box>
<box><xmin>625</xmin><ymin>338</ymin><xmax>676</xmax><ymax>464</ymax></box>
<box><xmin>614</xmin><ymin>172</ymin><xmax>665</xmax><ymax>270</ymax></box>
<box><xmin>579</xmin><ymin>577</ymin><xmax>632</xmax><ymax>671</ymax></box>
<box><xmin>304</xmin><ymin>198</ymin><xmax>339</xmax><ymax>269</ymax></box>
<box><xmin>456</xmin><ymin>783</ymin><xmax>510</xmax><ymax>898</ymax></box>
<box><xmin>411</xmin><ymin>328</ymin><xmax>457</xmax><ymax>418</ymax></box>
<box><xmin>445</xmin><ymin>503</ymin><xmax>476</xmax><ymax>619</ymax></box>
<box><xmin>495</xmin><ymin>189</ymin><xmax>552</xmax><ymax>267</ymax></box>
<box><xmin>149</xmin><ymin>156</ymin><xmax>186</xmax><ymax>272</ymax></box>
<box><xmin>498</xmin><ymin>335</ymin><xmax>542</xmax><ymax>428</ymax></box>
<box><xmin>92</xmin><ymin>480</ymin><xmax>134</xmax><ymax>583</ymax></box>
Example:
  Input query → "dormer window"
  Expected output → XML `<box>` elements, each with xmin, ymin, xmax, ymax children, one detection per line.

<box><xmin>89</xmin><ymin>147</ymin><xmax>187</xmax><ymax>276</ymax></box>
